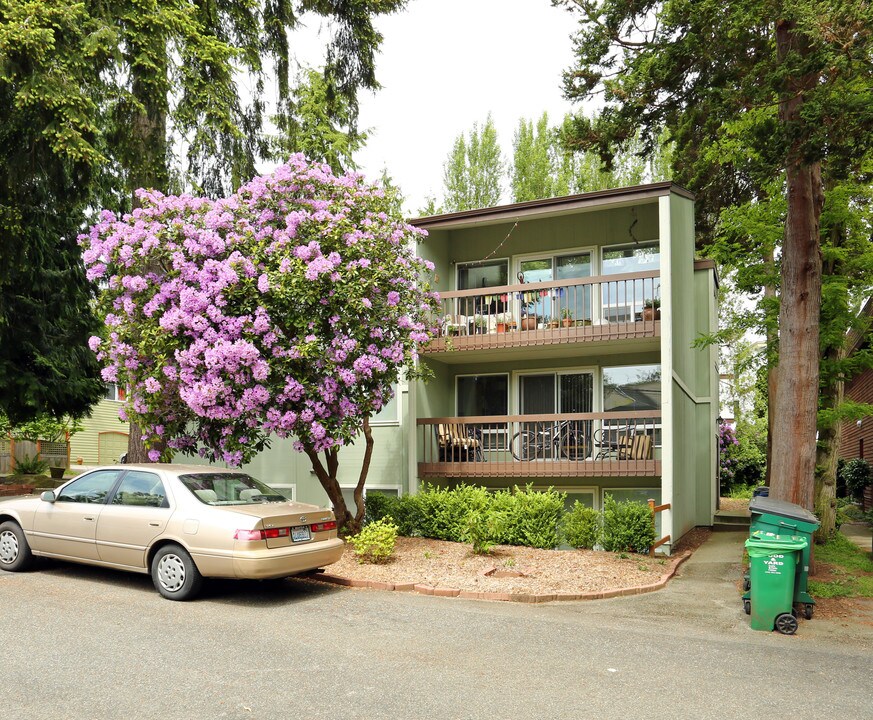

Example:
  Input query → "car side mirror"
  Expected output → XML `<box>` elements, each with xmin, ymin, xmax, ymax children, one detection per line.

<box><xmin>40</xmin><ymin>491</ymin><xmax>56</xmax><ymax>503</ymax></box>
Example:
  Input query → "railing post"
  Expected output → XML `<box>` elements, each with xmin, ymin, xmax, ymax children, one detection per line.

<box><xmin>648</xmin><ymin>498</ymin><xmax>656</xmax><ymax>557</ymax></box>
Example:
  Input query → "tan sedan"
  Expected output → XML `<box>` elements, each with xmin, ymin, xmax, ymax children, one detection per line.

<box><xmin>0</xmin><ymin>464</ymin><xmax>343</xmax><ymax>600</ymax></box>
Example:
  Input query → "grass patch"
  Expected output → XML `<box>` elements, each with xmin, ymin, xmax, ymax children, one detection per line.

<box><xmin>809</xmin><ymin>533</ymin><xmax>873</xmax><ymax>599</ymax></box>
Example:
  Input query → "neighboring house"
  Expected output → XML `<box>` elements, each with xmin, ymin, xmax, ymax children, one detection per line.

<box><xmin>839</xmin><ymin>298</ymin><xmax>873</xmax><ymax>463</ymax></box>
<box><xmin>69</xmin><ymin>384</ymin><xmax>129</xmax><ymax>466</ymax></box>
<box><xmin>409</xmin><ymin>183</ymin><xmax>719</xmax><ymax>553</ymax></box>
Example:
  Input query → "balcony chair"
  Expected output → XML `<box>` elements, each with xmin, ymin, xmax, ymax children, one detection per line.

<box><xmin>435</xmin><ymin>423</ymin><xmax>483</xmax><ymax>462</ymax></box>
<box><xmin>594</xmin><ymin>428</ymin><xmax>653</xmax><ymax>460</ymax></box>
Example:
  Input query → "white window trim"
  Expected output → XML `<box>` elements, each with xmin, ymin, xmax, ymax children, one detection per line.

<box><xmin>268</xmin><ymin>482</ymin><xmax>296</xmax><ymax>501</ymax></box>
<box><xmin>550</xmin><ymin>485</ymin><xmax>600</xmax><ymax>510</ymax></box>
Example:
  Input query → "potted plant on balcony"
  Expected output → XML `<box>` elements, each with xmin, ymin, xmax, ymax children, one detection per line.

<box><xmin>561</xmin><ymin>308</ymin><xmax>574</xmax><ymax>328</ymax></box>
<box><xmin>473</xmin><ymin>315</ymin><xmax>489</xmax><ymax>334</ymax></box>
<box><xmin>495</xmin><ymin>312</ymin><xmax>513</xmax><ymax>333</ymax></box>
<box><xmin>643</xmin><ymin>298</ymin><xmax>661</xmax><ymax>321</ymax></box>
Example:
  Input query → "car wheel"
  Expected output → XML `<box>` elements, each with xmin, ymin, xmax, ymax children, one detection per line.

<box><xmin>0</xmin><ymin>521</ymin><xmax>34</xmax><ymax>572</ymax></box>
<box><xmin>151</xmin><ymin>544</ymin><xmax>203</xmax><ymax>601</ymax></box>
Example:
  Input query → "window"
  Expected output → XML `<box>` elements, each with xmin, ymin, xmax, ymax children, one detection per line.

<box><xmin>57</xmin><ymin>470</ymin><xmax>121</xmax><ymax>504</ymax></box>
<box><xmin>457</xmin><ymin>374</ymin><xmax>509</xmax><ymax>450</ymax></box>
<box><xmin>518</xmin><ymin>372</ymin><xmax>593</xmax><ymax>458</ymax></box>
<box><xmin>104</xmin><ymin>384</ymin><xmax>127</xmax><ymax>402</ymax></box>
<box><xmin>601</xmin><ymin>242</ymin><xmax>660</xmax><ymax>321</ymax></box>
<box><xmin>370</xmin><ymin>386</ymin><xmax>399</xmax><ymax>426</ymax></box>
<box><xmin>518</xmin><ymin>252</ymin><xmax>592</xmax><ymax>323</ymax></box>
<box><xmin>340</xmin><ymin>487</ymin><xmax>398</xmax><ymax>515</ymax></box>
<box><xmin>111</xmin><ymin>471</ymin><xmax>167</xmax><ymax>508</ymax></box>
<box><xmin>457</xmin><ymin>259</ymin><xmax>508</xmax><ymax>291</ymax></box>
<box><xmin>602</xmin><ymin>364</ymin><xmax>662</xmax><ymax>446</ymax></box>
<box><xmin>179</xmin><ymin>472</ymin><xmax>287</xmax><ymax>505</ymax></box>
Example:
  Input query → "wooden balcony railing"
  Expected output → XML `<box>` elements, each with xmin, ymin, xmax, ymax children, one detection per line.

<box><xmin>417</xmin><ymin>412</ymin><xmax>662</xmax><ymax>478</ymax></box>
<box><xmin>425</xmin><ymin>271</ymin><xmax>660</xmax><ymax>353</ymax></box>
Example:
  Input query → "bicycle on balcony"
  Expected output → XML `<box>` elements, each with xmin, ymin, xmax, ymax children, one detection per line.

<box><xmin>510</xmin><ymin>420</ymin><xmax>590</xmax><ymax>461</ymax></box>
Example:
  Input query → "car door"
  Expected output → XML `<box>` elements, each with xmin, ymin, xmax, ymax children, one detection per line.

<box><xmin>31</xmin><ymin>470</ymin><xmax>122</xmax><ymax>560</ymax></box>
<box><xmin>96</xmin><ymin>470</ymin><xmax>171</xmax><ymax>568</ymax></box>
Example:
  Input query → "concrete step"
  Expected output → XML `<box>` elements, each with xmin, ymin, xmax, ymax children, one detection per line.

<box><xmin>712</xmin><ymin>509</ymin><xmax>750</xmax><ymax>532</ymax></box>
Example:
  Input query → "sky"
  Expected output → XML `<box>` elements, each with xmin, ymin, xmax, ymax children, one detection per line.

<box><xmin>300</xmin><ymin>0</ymin><xmax>585</xmax><ymax>215</ymax></box>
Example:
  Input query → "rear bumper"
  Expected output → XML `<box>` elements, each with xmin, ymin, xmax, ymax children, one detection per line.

<box><xmin>230</xmin><ymin>537</ymin><xmax>345</xmax><ymax>579</ymax></box>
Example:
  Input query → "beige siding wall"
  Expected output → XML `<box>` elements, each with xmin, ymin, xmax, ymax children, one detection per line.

<box><xmin>69</xmin><ymin>400</ymin><xmax>128</xmax><ymax>466</ymax></box>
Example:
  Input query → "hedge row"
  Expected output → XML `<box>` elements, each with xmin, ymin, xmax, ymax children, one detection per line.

<box><xmin>365</xmin><ymin>485</ymin><xmax>656</xmax><ymax>554</ymax></box>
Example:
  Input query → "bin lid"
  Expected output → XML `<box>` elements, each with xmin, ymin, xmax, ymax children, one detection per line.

<box><xmin>745</xmin><ymin>533</ymin><xmax>808</xmax><ymax>554</ymax></box>
<box><xmin>749</xmin><ymin>496</ymin><xmax>819</xmax><ymax>526</ymax></box>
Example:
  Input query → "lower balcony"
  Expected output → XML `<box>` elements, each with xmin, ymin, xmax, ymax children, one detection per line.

<box><xmin>417</xmin><ymin>412</ymin><xmax>662</xmax><ymax>479</ymax></box>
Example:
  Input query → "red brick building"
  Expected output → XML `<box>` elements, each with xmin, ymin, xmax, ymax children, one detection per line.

<box><xmin>839</xmin><ymin>299</ymin><xmax>872</xmax><ymax>462</ymax></box>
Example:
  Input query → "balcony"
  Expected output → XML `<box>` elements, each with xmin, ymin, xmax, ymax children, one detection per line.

<box><xmin>425</xmin><ymin>271</ymin><xmax>660</xmax><ymax>355</ymax></box>
<box><xmin>417</xmin><ymin>412</ymin><xmax>662</xmax><ymax>479</ymax></box>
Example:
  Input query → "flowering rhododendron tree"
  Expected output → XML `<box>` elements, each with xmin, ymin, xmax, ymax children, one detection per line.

<box><xmin>80</xmin><ymin>156</ymin><xmax>440</xmax><ymax>531</ymax></box>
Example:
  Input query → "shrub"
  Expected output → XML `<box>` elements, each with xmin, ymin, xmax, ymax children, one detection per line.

<box><xmin>600</xmin><ymin>494</ymin><xmax>656</xmax><ymax>554</ymax></box>
<box><xmin>347</xmin><ymin>518</ymin><xmax>398</xmax><ymax>564</ymax></box>
<box><xmin>464</xmin><ymin>509</ymin><xmax>503</xmax><ymax>555</ymax></box>
<box><xmin>511</xmin><ymin>485</ymin><xmax>565</xmax><ymax>549</ymax></box>
<box><xmin>563</xmin><ymin>502</ymin><xmax>600</xmax><ymax>549</ymax></box>
<box><xmin>14</xmin><ymin>454</ymin><xmax>49</xmax><ymax>476</ymax></box>
<box><xmin>840</xmin><ymin>459</ymin><xmax>872</xmax><ymax>500</ymax></box>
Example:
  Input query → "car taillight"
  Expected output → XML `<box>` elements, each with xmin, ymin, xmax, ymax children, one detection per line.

<box><xmin>264</xmin><ymin>527</ymin><xmax>289</xmax><ymax>539</ymax></box>
<box><xmin>310</xmin><ymin>521</ymin><xmax>337</xmax><ymax>532</ymax></box>
<box><xmin>234</xmin><ymin>529</ymin><xmax>264</xmax><ymax>541</ymax></box>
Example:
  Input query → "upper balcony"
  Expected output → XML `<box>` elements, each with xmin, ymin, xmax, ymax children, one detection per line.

<box><xmin>424</xmin><ymin>270</ymin><xmax>661</xmax><ymax>357</ymax></box>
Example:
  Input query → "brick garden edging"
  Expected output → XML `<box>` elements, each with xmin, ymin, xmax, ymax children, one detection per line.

<box><xmin>306</xmin><ymin>549</ymin><xmax>693</xmax><ymax>604</ymax></box>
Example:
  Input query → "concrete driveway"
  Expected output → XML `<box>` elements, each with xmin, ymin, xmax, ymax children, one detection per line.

<box><xmin>2</xmin><ymin>531</ymin><xmax>870</xmax><ymax>720</ymax></box>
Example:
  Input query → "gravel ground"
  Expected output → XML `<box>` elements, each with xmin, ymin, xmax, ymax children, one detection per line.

<box><xmin>322</xmin><ymin>530</ymin><xmax>711</xmax><ymax>594</ymax></box>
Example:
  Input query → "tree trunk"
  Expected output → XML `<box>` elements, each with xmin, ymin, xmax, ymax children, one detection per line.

<box><xmin>351</xmin><ymin>417</ymin><xmax>375</xmax><ymax>532</ymax></box>
<box><xmin>763</xmin><ymin>248</ymin><xmax>777</xmax><ymax>486</ymax></box>
<box><xmin>814</xmin><ymin>353</ymin><xmax>843</xmax><ymax>542</ymax></box>
<box><xmin>769</xmin><ymin>20</ymin><xmax>824</xmax><ymax>510</ymax></box>
<box><xmin>303</xmin><ymin>419</ymin><xmax>376</xmax><ymax>536</ymax></box>
<box><xmin>125</xmin><ymin>56</ymin><xmax>169</xmax><ymax>463</ymax></box>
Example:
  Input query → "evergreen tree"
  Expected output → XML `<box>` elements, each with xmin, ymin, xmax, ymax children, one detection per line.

<box><xmin>558</xmin><ymin>0</ymin><xmax>873</xmax><ymax>511</ymax></box>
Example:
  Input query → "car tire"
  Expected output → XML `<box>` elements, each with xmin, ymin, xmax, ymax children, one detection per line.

<box><xmin>0</xmin><ymin>521</ymin><xmax>34</xmax><ymax>572</ymax></box>
<box><xmin>151</xmin><ymin>544</ymin><xmax>203</xmax><ymax>601</ymax></box>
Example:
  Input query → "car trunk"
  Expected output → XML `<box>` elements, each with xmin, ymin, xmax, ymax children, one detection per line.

<box><xmin>231</xmin><ymin>502</ymin><xmax>336</xmax><ymax>549</ymax></box>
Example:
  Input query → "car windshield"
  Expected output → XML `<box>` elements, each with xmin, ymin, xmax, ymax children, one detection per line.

<box><xmin>178</xmin><ymin>472</ymin><xmax>289</xmax><ymax>505</ymax></box>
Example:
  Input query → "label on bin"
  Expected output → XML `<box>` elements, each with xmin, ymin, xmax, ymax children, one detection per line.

<box><xmin>765</xmin><ymin>555</ymin><xmax>785</xmax><ymax>574</ymax></box>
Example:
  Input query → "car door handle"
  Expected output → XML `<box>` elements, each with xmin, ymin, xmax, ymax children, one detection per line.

<box><xmin>84</xmin><ymin>517</ymin><xmax>95</xmax><ymax>522</ymax></box>
<box><xmin>149</xmin><ymin>522</ymin><xmax>160</xmax><ymax>527</ymax></box>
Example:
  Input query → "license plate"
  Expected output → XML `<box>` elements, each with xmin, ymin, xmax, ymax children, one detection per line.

<box><xmin>291</xmin><ymin>525</ymin><xmax>311</xmax><ymax>542</ymax></box>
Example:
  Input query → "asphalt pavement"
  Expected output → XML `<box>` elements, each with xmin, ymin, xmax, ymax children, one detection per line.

<box><xmin>2</xmin><ymin>531</ymin><xmax>871</xmax><ymax>720</ymax></box>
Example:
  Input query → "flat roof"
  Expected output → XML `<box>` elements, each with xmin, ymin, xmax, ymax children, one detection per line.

<box><xmin>410</xmin><ymin>181</ymin><xmax>694</xmax><ymax>230</ymax></box>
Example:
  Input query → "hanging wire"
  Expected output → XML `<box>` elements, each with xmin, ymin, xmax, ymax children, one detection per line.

<box><xmin>465</xmin><ymin>220</ymin><xmax>519</xmax><ymax>266</ymax></box>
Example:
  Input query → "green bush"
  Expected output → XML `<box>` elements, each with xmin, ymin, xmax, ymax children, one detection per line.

<box><xmin>14</xmin><ymin>454</ymin><xmax>49</xmax><ymax>476</ymax></box>
<box><xmin>840</xmin><ymin>458</ymin><xmax>872</xmax><ymax>500</ymax></box>
<box><xmin>563</xmin><ymin>502</ymin><xmax>600</xmax><ymax>549</ymax></box>
<box><xmin>347</xmin><ymin>518</ymin><xmax>398</xmax><ymax>564</ymax></box>
<box><xmin>464</xmin><ymin>509</ymin><xmax>503</xmax><ymax>555</ymax></box>
<box><xmin>600</xmin><ymin>494</ymin><xmax>656</xmax><ymax>554</ymax></box>
<box><xmin>509</xmin><ymin>485</ymin><xmax>565</xmax><ymax>549</ymax></box>
<box><xmin>364</xmin><ymin>493</ymin><xmax>422</xmax><ymax>536</ymax></box>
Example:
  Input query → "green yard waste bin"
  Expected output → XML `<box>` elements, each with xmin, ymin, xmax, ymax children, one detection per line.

<box><xmin>742</xmin><ymin>496</ymin><xmax>820</xmax><ymax>619</ymax></box>
<box><xmin>745</xmin><ymin>533</ymin><xmax>808</xmax><ymax>634</ymax></box>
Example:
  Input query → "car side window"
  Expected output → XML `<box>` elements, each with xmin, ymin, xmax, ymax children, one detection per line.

<box><xmin>111</xmin><ymin>471</ymin><xmax>167</xmax><ymax>508</ymax></box>
<box><xmin>56</xmin><ymin>471</ymin><xmax>121</xmax><ymax>504</ymax></box>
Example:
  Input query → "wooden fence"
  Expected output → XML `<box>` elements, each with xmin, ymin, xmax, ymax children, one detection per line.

<box><xmin>0</xmin><ymin>435</ymin><xmax>70</xmax><ymax>473</ymax></box>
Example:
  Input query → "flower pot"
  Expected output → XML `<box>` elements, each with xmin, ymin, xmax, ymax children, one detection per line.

<box><xmin>496</xmin><ymin>323</ymin><xmax>508</xmax><ymax>333</ymax></box>
<box><xmin>643</xmin><ymin>307</ymin><xmax>660</xmax><ymax>321</ymax></box>
<box><xmin>521</xmin><ymin>317</ymin><xmax>537</xmax><ymax>331</ymax></box>
<box><xmin>561</xmin><ymin>318</ymin><xmax>573</xmax><ymax>328</ymax></box>
<box><xmin>49</xmin><ymin>466</ymin><xmax>66</xmax><ymax>480</ymax></box>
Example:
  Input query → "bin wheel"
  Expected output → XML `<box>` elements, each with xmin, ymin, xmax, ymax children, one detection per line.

<box><xmin>803</xmin><ymin>604</ymin><xmax>813</xmax><ymax>620</ymax></box>
<box><xmin>742</xmin><ymin>577</ymin><xmax>751</xmax><ymax>592</ymax></box>
<box><xmin>743</xmin><ymin>599</ymin><xmax>751</xmax><ymax>615</ymax></box>
<box><xmin>775</xmin><ymin>613</ymin><xmax>798</xmax><ymax>635</ymax></box>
